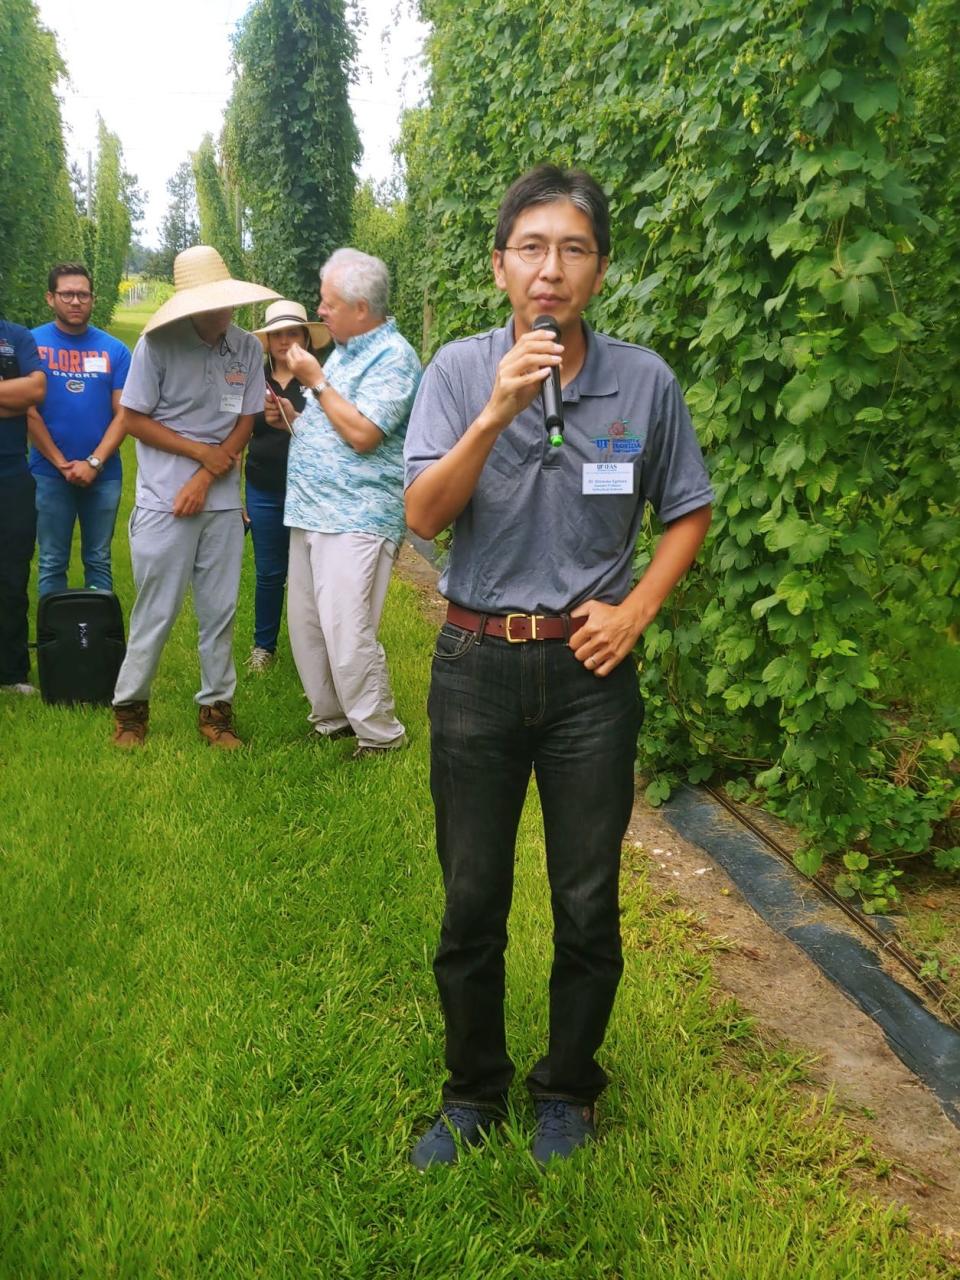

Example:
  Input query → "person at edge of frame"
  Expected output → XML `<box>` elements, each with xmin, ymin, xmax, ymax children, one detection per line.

<box><xmin>403</xmin><ymin>164</ymin><xmax>714</xmax><ymax>1169</ymax></box>
<box><xmin>0</xmin><ymin>315</ymin><xmax>46</xmax><ymax>694</ymax></box>
<box><xmin>109</xmin><ymin>245</ymin><xmax>278</xmax><ymax>749</ymax></box>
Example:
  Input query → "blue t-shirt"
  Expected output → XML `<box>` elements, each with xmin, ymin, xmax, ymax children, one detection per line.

<box><xmin>285</xmin><ymin>318</ymin><xmax>422</xmax><ymax>546</ymax></box>
<box><xmin>0</xmin><ymin>319</ymin><xmax>44</xmax><ymax>479</ymax></box>
<box><xmin>29</xmin><ymin>322</ymin><xmax>131</xmax><ymax>480</ymax></box>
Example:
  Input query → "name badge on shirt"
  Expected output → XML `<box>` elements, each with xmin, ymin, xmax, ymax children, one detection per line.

<box><xmin>220</xmin><ymin>392</ymin><xmax>244</xmax><ymax>414</ymax></box>
<box><xmin>582</xmin><ymin>463</ymin><xmax>634</xmax><ymax>495</ymax></box>
<box><xmin>83</xmin><ymin>356</ymin><xmax>107</xmax><ymax>374</ymax></box>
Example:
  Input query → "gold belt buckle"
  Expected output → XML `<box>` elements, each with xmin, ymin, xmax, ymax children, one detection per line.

<box><xmin>504</xmin><ymin>612</ymin><xmax>540</xmax><ymax>642</ymax></box>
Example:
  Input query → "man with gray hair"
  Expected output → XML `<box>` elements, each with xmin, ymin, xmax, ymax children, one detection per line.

<box><xmin>269</xmin><ymin>248</ymin><xmax>421</xmax><ymax>755</ymax></box>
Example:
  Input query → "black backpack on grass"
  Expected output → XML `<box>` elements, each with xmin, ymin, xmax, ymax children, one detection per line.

<box><xmin>36</xmin><ymin>590</ymin><xmax>126</xmax><ymax>706</ymax></box>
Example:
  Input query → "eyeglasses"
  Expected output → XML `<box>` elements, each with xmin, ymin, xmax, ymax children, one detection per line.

<box><xmin>55</xmin><ymin>290</ymin><xmax>93</xmax><ymax>302</ymax></box>
<box><xmin>503</xmin><ymin>243</ymin><xmax>599</xmax><ymax>266</ymax></box>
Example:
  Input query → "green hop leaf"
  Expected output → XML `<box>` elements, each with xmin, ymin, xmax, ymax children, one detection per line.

<box><xmin>780</xmin><ymin>373</ymin><xmax>832</xmax><ymax>425</ymax></box>
<box><xmin>843</xmin><ymin>851</ymin><xmax>870</xmax><ymax>871</ymax></box>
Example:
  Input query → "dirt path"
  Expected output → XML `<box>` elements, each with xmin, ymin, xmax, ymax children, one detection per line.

<box><xmin>623</xmin><ymin>804</ymin><xmax>960</xmax><ymax>1238</ymax></box>
<box><xmin>395</xmin><ymin>542</ymin><xmax>960</xmax><ymax>1242</ymax></box>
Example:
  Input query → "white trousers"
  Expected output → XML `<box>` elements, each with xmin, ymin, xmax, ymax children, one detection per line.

<box><xmin>287</xmin><ymin>529</ymin><xmax>405</xmax><ymax>748</ymax></box>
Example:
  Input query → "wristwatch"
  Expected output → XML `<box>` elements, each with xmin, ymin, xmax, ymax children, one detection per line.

<box><xmin>86</xmin><ymin>455</ymin><xmax>102</xmax><ymax>470</ymax></box>
<box><xmin>311</xmin><ymin>379</ymin><xmax>329</xmax><ymax>401</ymax></box>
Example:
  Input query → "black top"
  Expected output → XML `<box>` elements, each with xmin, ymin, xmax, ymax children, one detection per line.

<box><xmin>246</xmin><ymin>367</ymin><xmax>308</xmax><ymax>492</ymax></box>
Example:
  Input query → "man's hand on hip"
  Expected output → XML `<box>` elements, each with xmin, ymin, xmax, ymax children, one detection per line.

<box><xmin>569</xmin><ymin>598</ymin><xmax>652</xmax><ymax>677</ymax></box>
<box><xmin>571</xmin><ymin>507</ymin><xmax>713</xmax><ymax>676</ymax></box>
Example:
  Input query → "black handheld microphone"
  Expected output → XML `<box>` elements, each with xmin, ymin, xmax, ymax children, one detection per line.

<box><xmin>532</xmin><ymin>314</ymin><xmax>564</xmax><ymax>447</ymax></box>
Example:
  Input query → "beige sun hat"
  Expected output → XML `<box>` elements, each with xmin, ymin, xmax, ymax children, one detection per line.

<box><xmin>143</xmin><ymin>245</ymin><xmax>282</xmax><ymax>334</ymax></box>
<box><xmin>253</xmin><ymin>300</ymin><xmax>330</xmax><ymax>351</ymax></box>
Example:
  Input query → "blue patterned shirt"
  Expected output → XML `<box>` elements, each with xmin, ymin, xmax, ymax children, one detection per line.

<box><xmin>284</xmin><ymin>318</ymin><xmax>421</xmax><ymax>545</ymax></box>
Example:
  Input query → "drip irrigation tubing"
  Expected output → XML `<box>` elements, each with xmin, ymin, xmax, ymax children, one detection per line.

<box><xmin>700</xmin><ymin>783</ymin><xmax>960</xmax><ymax>1035</ymax></box>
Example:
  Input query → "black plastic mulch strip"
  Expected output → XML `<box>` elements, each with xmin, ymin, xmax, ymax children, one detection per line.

<box><xmin>661</xmin><ymin>784</ymin><xmax>960</xmax><ymax>1127</ymax></box>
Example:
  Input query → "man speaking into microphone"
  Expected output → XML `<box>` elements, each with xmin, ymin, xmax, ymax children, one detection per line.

<box><xmin>403</xmin><ymin>165</ymin><xmax>713</xmax><ymax>1168</ymax></box>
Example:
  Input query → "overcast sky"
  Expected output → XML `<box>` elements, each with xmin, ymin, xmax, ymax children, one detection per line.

<box><xmin>34</xmin><ymin>0</ymin><xmax>428</xmax><ymax>245</ymax></box>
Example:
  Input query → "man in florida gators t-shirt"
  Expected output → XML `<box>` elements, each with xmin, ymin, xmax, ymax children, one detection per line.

<box><xmin>29</xmin><ymin>262</ymin><xmax>131</xmax><ymax>596</ymax></box>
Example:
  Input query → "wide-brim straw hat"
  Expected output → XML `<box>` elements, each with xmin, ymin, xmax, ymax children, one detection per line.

<box><xmin>253</xmin><ymin>300</ymin><xmax>330</xmax><ymax>351</ymax></box>
<box><xmin>144</xmin><ymin>245</ymin><xmax>281</xmax><ymax>334</ymax></box>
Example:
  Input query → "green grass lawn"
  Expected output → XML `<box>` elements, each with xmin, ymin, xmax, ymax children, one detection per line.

<box><xmin>109</xmin><ymin>297</ymin><xmax>164</xmax><ymax>351</ymax></box>
<box><xmin>1</xmin><ymin>311</ymin><xmax>957</xmax><ymax>1277</ymax></box>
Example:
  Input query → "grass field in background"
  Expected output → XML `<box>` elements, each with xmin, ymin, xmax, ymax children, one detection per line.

<box><xmin>0</xmin><ymin>308</ymin><xmax>956</xmax><ymax>1277</ymax></box>
<box><xmin>109</xmin><ymin>297</ymin><xmax>164</xmax><ymax>351</ymax></box>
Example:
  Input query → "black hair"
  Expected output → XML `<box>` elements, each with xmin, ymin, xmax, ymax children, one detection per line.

<box><xmin>494</xmin><ymin>165</ymin><xmax>610</xmax><ymax>258</ymax></box>
<box><xmin>48</xmin><ymin>262</ymin><xmax>93</xmax><ymax>293</ymax></box>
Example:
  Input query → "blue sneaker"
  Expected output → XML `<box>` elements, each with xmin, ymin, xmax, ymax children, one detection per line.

<box><xmin>410</xmin><ymin>1105</ymin><xmax>498</xmax><ymax>1170</ymax></box>
<box><xmin>531</xmin><ymin>1098</ymin><xmax>596</xmax><ymax>1165</ymax></box>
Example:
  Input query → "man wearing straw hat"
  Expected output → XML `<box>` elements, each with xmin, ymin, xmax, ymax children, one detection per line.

<box><xmin>110</xmin><ymin>245</ymin><xmax>279</xmax><ymax>748</ymax></box>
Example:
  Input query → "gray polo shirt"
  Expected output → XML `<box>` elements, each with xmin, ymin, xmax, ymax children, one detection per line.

<box><xmin>121</xmin><ymin>318</ymin><xmax>266</xmax><ymax>512</ymax></box>
<box><xmin>404</xmin><ymin>321</ymin><xmax>713</xmax><ymax>614</ymax></box>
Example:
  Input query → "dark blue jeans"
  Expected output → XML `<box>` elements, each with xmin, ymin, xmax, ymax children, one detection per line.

<box><xmin>34</xmin><ymin>472</ymin><xmax>122</xmax><ymax>597</ymax></box>
<box><xmin>0</xmin><ymin>470</ymin><xmax>36</xmax><ymax>684</ymax></box>
<box><xmin>428</xmin><ymin>622</ymin><xmax>643</xmax><ymax>1109</ymax></box>
<box><xmin>246</xmin><ymin>481</ymin><xmax>290</xmax><ymax>652</ymax></box>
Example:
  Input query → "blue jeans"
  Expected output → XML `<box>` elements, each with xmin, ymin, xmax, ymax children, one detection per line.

<box><xmin>0</xmin><ymin>471</ymin><xmax>36</xmax><ymax>683</ymax></box>
<box><xmin>246</xmin><ymin>481</ymin><xmax>289</xmax><ymax>652</ymax></box>
<box><xmin>34</xmin><ymin>472</ymin><xmax>122</xmax><ymax>597</ymax></box>
<box><xmin>428</xmin><ymin>623</ymin><xmax>644</xmax><ymax>1108</ymax></box>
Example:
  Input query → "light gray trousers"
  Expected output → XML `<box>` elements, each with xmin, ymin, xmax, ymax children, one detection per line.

<box><xmin>113</xmin><ymin>506</ymin><xmax>244</xmax><ymax>706</ymax></box>
<box><xmin>287</xmin><ymin>529</ymin><xmax>405</xmax><ymax>747</ymax></box>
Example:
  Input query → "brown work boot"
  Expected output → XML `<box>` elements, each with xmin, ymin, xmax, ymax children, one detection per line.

<box><xmin>113</xmin><ymin>700</ymin><xmax>149</xmax><ymax>748</ymax></box>
<box><xmin>198</xmin><ymin>700</ymin><xmax>243</xmax><ymax>749</ymax></box>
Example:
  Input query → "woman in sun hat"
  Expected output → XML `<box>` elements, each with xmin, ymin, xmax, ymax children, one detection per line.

<box><xmin>244</xmin><ymin>301</ymin><xmax>330</xmax><ymax>673</ymax></box>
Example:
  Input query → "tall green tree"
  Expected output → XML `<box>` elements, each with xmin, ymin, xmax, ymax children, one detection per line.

<box><xmin>224</xmin><ymin>0</ymin><xmax>360</xmax><ymax>303</ymax></box>
<box><xmin>350</xmin><ymin>179</ymin><xmax>421</xmax><ymax>347</ymax></box>
<box><xmin>0</xmin><ymin>0</ymin><xmax>82</xmax><ymax>323</ymax></box>
<box><xmin>892</xmin><ymin>0</ymin><xmax>960</xmax><ymax>639</ymax></box>
<box><xmin>153</xmin><ymin>162</ymin><xmax>200</xmax><ymax>281</ymax></box>
<box><xmin>404</xmin><ymin>0</ymin><xmax>959</xmax><ymax>888</ymax></box>
<box><xmin>192</xmin><ymin>133</ymin><xmax>244</xmax><ymax>279</ymax></box>
<box><xmin>90</xmin><ymin>119</ymin><xmax>133</xmax><ymax>328</ymax></box>
<box><xmin>68</xmin><ymin>159</ymin><xmax>89</xmax><ymax>218</ymax></box>
<box><xmin>67</xmin><ymin>158</ymin><xmax>97</xmax><ymax>265</ymax></box>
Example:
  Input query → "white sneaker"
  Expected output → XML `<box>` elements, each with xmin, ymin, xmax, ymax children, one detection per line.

<box><xmin>0</xmin><ymin>682</ymin><xmax>38</xmax><ymax>695</ymax></box>
<box><xmin>246</xmin><ymin>646</ymin><xmax>275</xmax><ymax>673</ymax></box>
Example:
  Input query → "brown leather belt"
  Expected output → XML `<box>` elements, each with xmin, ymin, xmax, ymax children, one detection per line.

<box><xmin>446</xmin><ymin>603</ymin><xmax>585</xmax><ymax>643</ymax></box>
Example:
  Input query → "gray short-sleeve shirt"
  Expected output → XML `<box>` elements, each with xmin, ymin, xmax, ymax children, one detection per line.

<box><xmin>403</xmin><ymin>321</ymin><xmax>713</xmax><ymax>614</ymax></box>
<box><xmin>121</xmin><ymin>318</ymin><xmax>266</xmax><ymax>511</ymax></box>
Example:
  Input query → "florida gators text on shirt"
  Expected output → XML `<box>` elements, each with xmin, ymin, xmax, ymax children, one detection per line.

<box><xmin>29</xmin><ymin>322</ymin><xmax>131</xmax><ymax>480</ymax></box>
